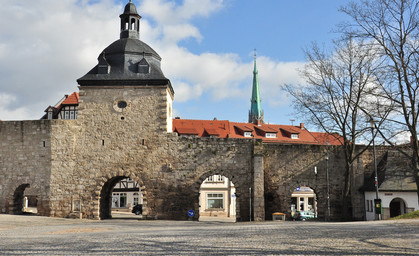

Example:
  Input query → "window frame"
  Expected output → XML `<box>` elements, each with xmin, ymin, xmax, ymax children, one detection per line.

<box><xmin>206</xmin><ymin>193</ymin><xmax>224</xmax><ymax>210</ymax></box>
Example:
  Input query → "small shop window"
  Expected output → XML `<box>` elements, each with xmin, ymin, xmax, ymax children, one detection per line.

<box><xmin>207</xmin><ymin>193</ymin><xmax>224</xmax><ymax>209</ymax></box>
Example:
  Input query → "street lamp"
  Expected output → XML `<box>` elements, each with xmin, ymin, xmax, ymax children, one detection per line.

<box><xmin>325</xmin><ymin>143</ymin><xmax>331</xmax><ymax>221</ymax></box>
<box><xmin>369</xmin><ymin>117</ymin><xmax>381</xmax><ymax>220</ymax></box>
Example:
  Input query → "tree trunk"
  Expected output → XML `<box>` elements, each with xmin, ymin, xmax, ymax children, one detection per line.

<box><xmin>342</xmin><ymin>161</ymin><xmax>352</xmax><ymax>221</ymax></box>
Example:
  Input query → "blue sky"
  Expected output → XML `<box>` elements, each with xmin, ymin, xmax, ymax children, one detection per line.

<box><xmin>0</xmin><ymin>0</ymin><xmax>356</xmax><ymax>128</ymax></box>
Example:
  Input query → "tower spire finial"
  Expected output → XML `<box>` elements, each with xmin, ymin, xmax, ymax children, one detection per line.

<box><xmin>249</xmin><ymin>49</ymin><xmax>264</xmax><ymax>125</ymax></box>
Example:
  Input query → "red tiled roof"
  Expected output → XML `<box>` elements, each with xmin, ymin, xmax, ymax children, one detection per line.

<box><xmin>205</xmin><ymin>128</ymin><xmax>219</xmax><ymax>136</ymax></box>
<box><xmin>310</xmin><ymin>132</ymin><xmax>343</xmax><ymax>145</ymax></box>
<box><xmin>172</xmin><ymin>119</ymin><xmax>230</xmax><ymax>138</ymax></box>
<box><xmin>234</xmin><ymin>124</ymin><xmax>254</xmax><ymax>132</ymax></box>
<box><xmin>255</xmin><ymin>125</ymin><xmax>278</xmax><ymax>133</ymax></box>
<box><xmin>173</xmin><ymin>119</ymin><xmax>343</xmax><ymax>145</ymax></box>
<box><xmin>280</xmin><ymin>127</ymin><xmax>300</xmax><ymax>134</ymax></box>
<box><xmin>175</xmin><ymin>127</ymin><xmax>199</xmax><ymax>135</ymax></box>
<box><xmin>62</xmin><ymin>92</ymin><xmax>79</xmax><ymax>105</ymax></box>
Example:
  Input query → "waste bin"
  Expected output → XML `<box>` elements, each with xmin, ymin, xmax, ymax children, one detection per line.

<box><xmin>272</xmin><ymin>212</ymin><xmax>286</xmax><ymax>221</ymax></box>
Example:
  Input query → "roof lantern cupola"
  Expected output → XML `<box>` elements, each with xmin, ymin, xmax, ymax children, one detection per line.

<box><xmin>77</xmin><ymin>0</ymin><xmax>173</xmax><ymax>94</ymax></box>
<box><xmin>120</xmin><ymin>0</ymin><xmax>142</xmax><ymax>39</ymax></box>
<box><xmin>249</xmin><ymin>50</ymin><xmax>264</xmax><ymax>125</ymax></box>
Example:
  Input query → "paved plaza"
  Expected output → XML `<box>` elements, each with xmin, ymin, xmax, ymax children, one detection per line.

<box><xmin>0</xmin><ymin>214</ymin><xmax>418</xmax><ymax>255</ymax></box>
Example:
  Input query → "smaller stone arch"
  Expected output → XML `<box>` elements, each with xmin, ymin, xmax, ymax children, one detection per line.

<box><xmin>290</xmin><ymin>185</ymin><xmax>318</xmax><ymax>220</ymax></box>
<box><xmin>195</xmin><ymin>171</ymin><xmax>241</xmax><ymax>222</ymax></box>
<box><xmin>389</xmin><ymin>197</ymin><xmax>407</xmax><ymax>218</ymax></box>
<box><xmin>96</xmin><ymin>170</ymin><xmax>147</xmax><ymax>220</ymax></box>
<box><xmin>11</xmin><ymin>184</ymin><xmax>30</xmax><ymax>214</ymax></box>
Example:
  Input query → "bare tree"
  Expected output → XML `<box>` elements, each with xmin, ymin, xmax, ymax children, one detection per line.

<box><xmin>284</xmin><ymin>38</ymin><xmax>382</xmax><ymax>220</ymax></box>
<box><xmin>340</xmin><ymin>0</ymin><xmax>419</xmax><ymax>203</ymax></box>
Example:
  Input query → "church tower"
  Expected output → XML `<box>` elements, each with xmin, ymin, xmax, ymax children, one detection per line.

<box><xmin>248</xmin><ymin>52</ymin><xmax>264</xmax><ymax>124</ymax></box>
<box><xmin>77</xmin><ymin>0</ymin><xmax>174</xmax><ymax>133</ymax></box>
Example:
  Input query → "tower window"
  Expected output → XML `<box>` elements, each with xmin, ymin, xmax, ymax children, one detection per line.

<box><xmin>131</xmin><ymin>18</ymin><xmax>136</xmax><ymax>30</ymax></box>
<box><xmin>138</xmin><ymin>58</ymin><xmax>150</xmax><ymax>74</ymax></box>
<box><xmin>118</xmin><ymin>101</ymin><xmax>127</xmax><ymax>109</ymax></box>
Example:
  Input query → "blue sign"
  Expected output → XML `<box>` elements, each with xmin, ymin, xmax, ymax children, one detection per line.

<box><xmin>187</xmin><ymin>209</ymin><xmax>195</xmax><ymax>217</ymax></box>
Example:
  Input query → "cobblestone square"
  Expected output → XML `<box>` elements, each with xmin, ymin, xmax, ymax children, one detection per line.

<box><xmin>0</xmin><ymin>215</ymin><xmax>418</xmax><ymax>255</ymax></box>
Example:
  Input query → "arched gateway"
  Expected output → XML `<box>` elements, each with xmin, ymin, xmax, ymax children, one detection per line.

<box><xmin>12</xmin><ymin>184</ymin><xmax>30</xmax><ymax>214</ymax></box>
<box><xmin>99</xmin><ymin>175</ymin><xmax>146</xmax><ymax>219</ymax></box>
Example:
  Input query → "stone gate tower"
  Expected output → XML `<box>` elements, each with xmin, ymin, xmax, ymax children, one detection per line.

<box><xmin>70</xmin><ymin>0</ymin><xmax>176</xmax><ymax>219</ymax></box>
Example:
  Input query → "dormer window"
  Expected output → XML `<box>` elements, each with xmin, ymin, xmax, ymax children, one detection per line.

<box><xmin>98</xmin><ymin>52</ymin><xmax>110</xmax><ymax>74</ymax></box>
<box><xmin>234</xmin><ymin>125</ymin><xmax>254</xmax><ymax>137</ymax></box>
<box><xmin>280</xmin><ymin>127</ymin><xmax>300</xmax><ymax>139</ymax></box>
<box><xmin>47</xmin><ymin>109</ymin><xmax>53</xmax><ymax>120</ymax></box>
<box><xmin>175</xmin><ymin>127</ymin><xmax>199</xmax><ymax>137</ymax></box>
<box><xmin>254</xmin><ymin>125</ymin><xmax>278</xmax><ymax>138</ymax></box>
<box><xmin>204</xmin><ymin>128</ymin><xmax>219</xmax><ymax>138</ymax></box>
<box><xmin>244</xmin><ymin>131</ymin><xmax>252</xmax><ymax>137</ymax></box>
<box><xmin>265</xmin><ymin>133</ymin><xmax>277</xmax><ymax>138</ymax></box>
<box><xmin>138</xmin><ymin>58</ymin><xmax>150</xmax><ymax>74</ymax></box>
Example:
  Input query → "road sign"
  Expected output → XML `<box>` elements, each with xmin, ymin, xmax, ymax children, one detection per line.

<box><xmin>188</xmin><ymin>209</ymin><xmax>195</xmax><ymax>217</ymax></box>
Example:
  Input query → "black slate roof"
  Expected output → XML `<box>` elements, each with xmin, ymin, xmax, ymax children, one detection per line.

<box><xmin>77</xmin><ymin>1</ymin><xmax>173</xmax><ymax>95</ymax></box>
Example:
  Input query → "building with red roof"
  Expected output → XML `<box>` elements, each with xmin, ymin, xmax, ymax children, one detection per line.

<box><xmin>41</xmin><ymin>92</ymin><xmax>79</xmax><ymax>120</ymax></box>
<box><xmin>173</xmin><ymin>118</ymin><xmax>342</xmax><ymax>145</ymax></box>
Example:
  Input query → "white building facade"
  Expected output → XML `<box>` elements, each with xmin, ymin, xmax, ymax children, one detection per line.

<box><xmin>365</xmin><ymin>191</ymin><xmax>418</xmax><ymax>221</ymax></box>
<box><xmin>199</xmin><ymin>175</ymin><xmax>236</xmax><ymax>220</ymax></box>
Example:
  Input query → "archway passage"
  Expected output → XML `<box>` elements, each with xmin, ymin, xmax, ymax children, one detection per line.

<box><xmin>99</xmin><ymin>176</ymin><xmax>144</xmax><ymax>220</ymax></box>
<box><xmin>12</xmin><ymin>184</ymin><xmax>37</xmax><ymax>215</ymax></box>
<box><xmin>199</xmin><ymin>174</ymin><xmax>237</xmax><ymax>222</ymax></box>
<box><xmin>291</xmin><ymin>186</ymin><xmax>317</xmax><ymax>220</ymax></box>
<box><xmin>390</xmin><ymin>198</ymin><xmax>406</xmax><ymax>218</ymax></box>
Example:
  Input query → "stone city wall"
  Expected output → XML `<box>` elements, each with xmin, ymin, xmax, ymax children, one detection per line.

<box><xmin>263</xmin><ymin>143</ymin><xmax>391</xmax><ymax>221</ymax></box>
<box><xmin>0</xmin><ymin>120</ymin><xmax>52</xmax><ymax>215</ymax></box>
<box><xmin>47</xmin><ymin>119</ymin><xmax>256</xmax><ymax>220</ymax></box>
<box><xmin>0</xmin><ymin>113</ymin><xmax>401</xmax><ymax>222</ymax></box>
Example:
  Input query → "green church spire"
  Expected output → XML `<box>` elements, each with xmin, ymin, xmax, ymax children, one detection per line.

<box><xmin>249</xmin><ymin>50</ymin><xmax>264</xmax><ymax>124</ymax></box>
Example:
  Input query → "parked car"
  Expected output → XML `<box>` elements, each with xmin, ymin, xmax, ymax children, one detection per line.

<box><xmin>292</xmin><ymin>211</ymin><xmax>316</xmax><ymax>221</ymax></box>
<box><xmin>132</xmin><ymin>204</ymin><xmax>143</xmax><ymax>215</ymax></box>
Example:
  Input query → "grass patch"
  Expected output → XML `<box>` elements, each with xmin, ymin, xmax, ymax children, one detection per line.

<box><xmin>391</xmin><ymin>210</ymin><xmax>419</xmax><ymax>220</ymax></box>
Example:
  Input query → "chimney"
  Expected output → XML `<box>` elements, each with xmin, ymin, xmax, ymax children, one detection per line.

<box><xmin>300</xmin><ymin>123</ymin><xmax>304</xmax><ymax>129</ymax></box>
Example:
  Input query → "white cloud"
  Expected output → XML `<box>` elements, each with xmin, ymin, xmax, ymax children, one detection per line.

<box><xmin>162</xmin><ymin>24</ymin><xmax>203</xmax><ymax>44</ymax></box>
<box><xmin>0</xmin><ymin>93</ymin><xmax>31</xmax><ymax>120</ymax></box>
<box><xmin>172</xmin><ymin>81</ymin><xmax>203</xmax><ymax>102</ymax></box>
<box><xmin>257</xmin><ymin>59</ymin><xmax>305</xmax><ymax>107</ymax></box>
<box><xmin>0</xmin><ymin>0</ymin><xmax>304</xmax><ymax>121</ymax></box>
<box><xmin>0</xmin><ymin>0</ymin><xmax>119</xmax><ymax>120</ymax></box>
